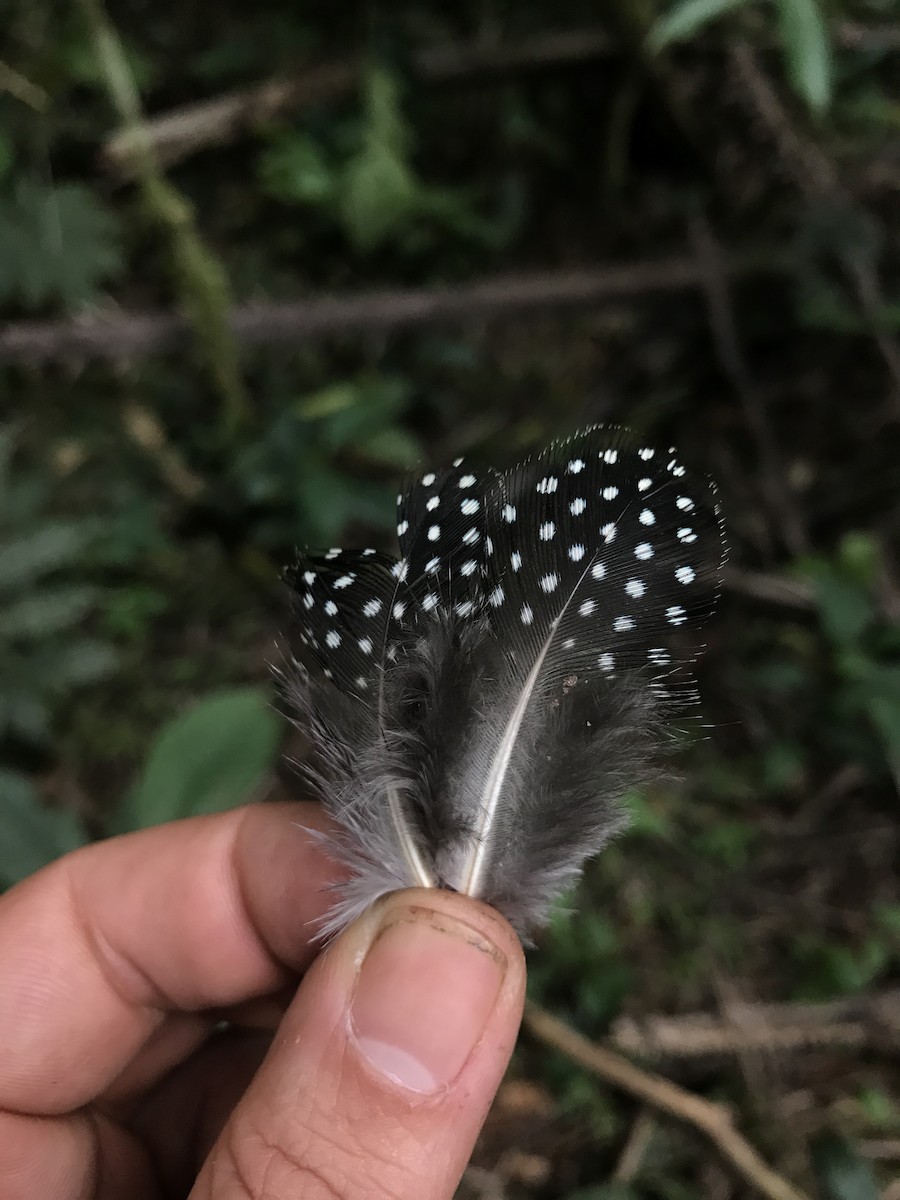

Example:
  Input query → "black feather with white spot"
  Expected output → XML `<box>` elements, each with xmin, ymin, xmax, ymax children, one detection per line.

<box><xmin>280</xmin><ymin>425</ymin><xmax>724</xmax><ymax>938</ymax></box>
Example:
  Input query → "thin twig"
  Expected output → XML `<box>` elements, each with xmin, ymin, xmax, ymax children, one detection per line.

<box><xmin>0</xmin><ymin>252</ymin><xmax>787</xmax><ymax>364</ymax></box>
<box><xmin>689</xmin><ymin>213</ymin><xmax>809</xmax><ymax>557</ymax></box>
<box><xmin>721</xmin><ymin>566</ymin><xmax>815</xmax><ymax>611</ymax></box>
<box><xmin>525</xmin><ymin>1003</ymin><xmax>811</xmax><ymax>1200</ymax></box>
<box><xmin>613</xmin><ymin>1108</ymin><xmax>657</xmax><ymax>1181</ymax></box>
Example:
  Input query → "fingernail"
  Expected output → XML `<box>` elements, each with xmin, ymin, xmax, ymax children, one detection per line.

<box><xmin>350</xmin><ymin>905</ymin><xmax>506</xmax><ymax>1094</ymax></box>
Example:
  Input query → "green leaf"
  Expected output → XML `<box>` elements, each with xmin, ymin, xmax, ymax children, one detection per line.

<box><xmin>0</xmin><ymin>522</ymin><xmax>96</xmax><ymax>592</ymax></box>
<box><xmin>814</xmin><ymin>575</ymin><xmax>873</xmax><ymax>646</ymax></box>
<box><xmin>0</xmin><ymin>129</ymin><xmax>14</xmax><ymax>180</ymax></box>
<box><xmin>775</xmin><ymin>0</ymin><xmax>832</xmax><ymax>115</ymax></box>
<box><xmin>837</xmin><ymin>532</ymin><xmax>878</xmax><ymax>586</ymax></box>
<box><xmin>118</xmin><ymin>687</ymin><xmax>281</xmax><ymax>831</ymax></box>
<box><xmin>295</xmin><ymin>382</ymin><xmax>360</xmax><ymax>420</ymax></box>
<box><xmin>258</xmin><ymin>132</ymin><xmax>336</xmax><ymax>206</ymax></box>
<box><xmin>360</xmin><ymin>426</ymin><xmax>422</xmax><ymax>467</ymax></box>
<box><xmin>339</xmin><ymin>68</ymin><xmax>420</xmax><ymax>250</ymax></box>
<box><xmin>49</xmin><ymin>639</ymin><xmax>118</xmax><ymax>689</ymax></box>
<box><xmin>0</xmin><ymin>688</ymin><xmax>50</xmax><ymax>743</ymax></box>
<box><xmin>0</xmin><ymin>769</ymin><xmax>89</xmax><ymax>886</ymax></box>
<box><xmin>624</xmin><ymin>789</ymin><xmax>672</xmax><ymax>837</ymax></box>
<box><xmin>0</xmin><ymin>424</ymin><xmax>16</xmax><ymax>502</ymax></box>
<box><xmin>812</xmin><ymin>1134</ymin><xmax>879</xmax><ymax>1200</ymax></box>
<box><xmin>0</xmin><ymin>179</ymin><xmax>122</xmax><ymax>309</ymax></box>
<box><xmin>0</xmin><ymin>586</ymin><xmax>99</xmax><ymax>639</ymax></box>
<box><xmin>647</xmin><ymin>0</ymin><xmax>749</xmax><ymax>52</ymax></box>
<box><xmin>864</xmin><ymin>666</ymin><xmax>900</xmax><ymax>762</ymax></box>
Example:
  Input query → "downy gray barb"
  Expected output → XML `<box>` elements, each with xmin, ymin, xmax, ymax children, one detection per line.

<box><xmin>277</xmin><ymin>425</ymin><xmax>726</xmax><ymax>940</ymax></box>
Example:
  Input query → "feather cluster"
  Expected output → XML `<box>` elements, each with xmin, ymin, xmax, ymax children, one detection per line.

<box><xmin>278</xmin><ymin>426</ymin><xmax>724</xmax><ymax>939</ymax></box>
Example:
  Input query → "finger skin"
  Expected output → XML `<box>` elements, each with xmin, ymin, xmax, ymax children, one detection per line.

<box><xmin>0</xmin><ymin>802</ymin><xmax>340</xmax><ymax>1200</ymax></box>
<box><xmin>0</xmin><ymin>1109</ymin><xmax>159</xmax><ymax>1200</ymax></box>
<box><xmin>194</xmin><ymin>889</ymin><xmax>526</xmax><ymax>1200</ymax></box>
<box><xmin>0</xmin><ymin>802</ymin><xmax>335</xmax><ymax>1116</ymax></box>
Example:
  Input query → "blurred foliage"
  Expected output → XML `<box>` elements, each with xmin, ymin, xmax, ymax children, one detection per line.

<box><xmin>813</xmin><ymin>1134</ymin><xmax>881</xmax><ymax>1200</ymax></box>
<box><xmin>649</xmin><ymin>0</ymin><xmax>833</xmax><ymax>115</ymax></box>
<box><xmin>0</xmin><ymin>428</ymin><xmax>117</xmax><ymax>753</ymax></box>
<box><xmin>0</xmin><ymin>767</ymin><xmax>88</xmax><ymax>885</ymax></box>
<box><xmin>0</xmin><ymin>178</ymin><xmax>122</xmax><ymax>308</ymax></box>
<box><xmin>230</xmin><ymin>373</ymin><xmax>421</xmax><ymax>546</ymax></box>
<box><xmin>260</xmin><ymin>66</ymin><xmax>506</xmax><ymax>254</ymax></box>
<box><xmin>1</xmin><ymin>0</ymin><xmax>899</xmax><ymax>1194</ymax></box>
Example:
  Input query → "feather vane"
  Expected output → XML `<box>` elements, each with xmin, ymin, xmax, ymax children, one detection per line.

<box><xmin>279</xmin><ymin>426</ymin><xmax>725</xmax><ymax>938</ymax></box>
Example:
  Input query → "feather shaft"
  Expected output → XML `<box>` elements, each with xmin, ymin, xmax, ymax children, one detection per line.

<box><xmin>388</xmin><ymin>784</ymin><xmax>436</xmax><ymax>887</ymax></box>
<box><xmin>458</xmin><ymin>645</ymin><xmax>546</xmax><ymax>897</ymax></box>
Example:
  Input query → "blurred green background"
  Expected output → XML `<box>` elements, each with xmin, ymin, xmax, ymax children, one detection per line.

<box><xmin>2</xmin><ymin>1</ymin><xmax>899</xmax><ymax>1196</ymax></box>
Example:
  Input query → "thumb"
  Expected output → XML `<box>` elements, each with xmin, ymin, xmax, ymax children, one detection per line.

<box><xmin>191</xmin><ymin>888</ymin><xmax>526</xmax><ymax>1200</ymax></box>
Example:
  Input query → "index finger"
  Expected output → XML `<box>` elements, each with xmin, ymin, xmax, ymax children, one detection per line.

<box><xmin>0</xmin><ymin>801</ymin><xmax>337</xmax><ymax>1115</ymax></box>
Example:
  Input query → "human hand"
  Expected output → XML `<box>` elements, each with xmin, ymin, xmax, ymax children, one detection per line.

<box><xmin>0</xmin><ymin>802</ymin><xmax>526</xmax><ymax>1199</ymax></box>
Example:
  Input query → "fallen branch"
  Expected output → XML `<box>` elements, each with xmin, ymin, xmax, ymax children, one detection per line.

<box><xmin>102</xmin><ymin>23</ymin><xmax>900</xmax><ymax>172</ymax></box>
<box><xmin>610</xmin><ymin>989</ymin><xmax>900</xmax><ymax>1062</ymax></box>
<box><xmin>103</xmin><ymin>28</ymin><xmax>618</xmax><ymax>169</ymax></box>
<box><xmin>525</xmin><ymin>1002</ymin><xmax>811</xmax><ymax>1200</ymax></box>
<box><xmin>0</xmin><ymin>252</ymin><xmax>785</xmax><ymax>365</ymax></box>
